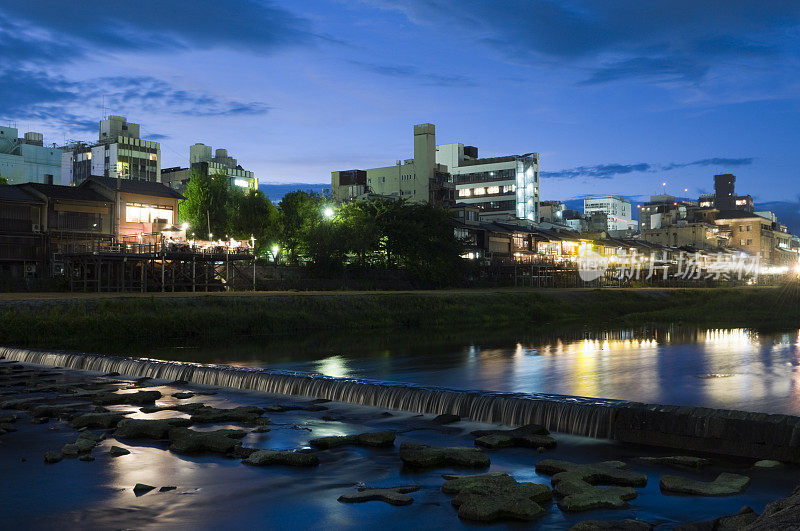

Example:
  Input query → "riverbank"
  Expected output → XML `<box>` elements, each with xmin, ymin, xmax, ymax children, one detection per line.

<box><xmin>0</xmin><ymin>287</ymin><xmax>798</xmax><ymax>353</ymax></box>
<box><xmin>1</xmin><ymin>358</ymin><xmax>798</xmax><ymax>529</ymax></box>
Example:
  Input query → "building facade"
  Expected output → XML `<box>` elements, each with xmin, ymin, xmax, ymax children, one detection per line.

<box><xmin>0</xmin><ymin>127</ymin><xmax>63</xmax><ymax>185</ymax></box>
<box><xmin>584</xmin><ymin>195</ymin><xmax>633</xmax><ymax>231</ymax></box>
<box><xmin>61</xmin><ymin>116</ymin><xmax>161</xmax><ymax>185</ymax></box>
<box><xmin>440</xmin><ymin>142</ymin><xmax>539</xmax><ymax>222</ymax></box>
<box><xmin>332</xmin><ymin>123</ymin><xmax>453</xmax><ymax>206</ymax></box>
<box><xmin>715</xmin><ymin>212</ymin><xmax>794</xmax><ymax>266</ymax></box>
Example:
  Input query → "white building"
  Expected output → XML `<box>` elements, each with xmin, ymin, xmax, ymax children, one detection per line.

<box><xmin>61</xmin><ymin>116</ymin><xmax>161</xmax><ymax>185</ymax></box>
<box><xmin>584</xmin><ymin>195</ymin><xmax>634</xmax><ymax>232</ymax></box>
<box><xmin>0</xmin><ymin>127</ymin><xmax>63</xmax><ymax>185</ymax></box>
<box><xmin>437</xmin><ymin>142</ymin><xmax>539</xmax><ymax>221</ymax></box>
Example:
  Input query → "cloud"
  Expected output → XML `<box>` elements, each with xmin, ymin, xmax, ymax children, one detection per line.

<box><xmin>348</xmin><ymin>60</ymin><xmax>477</xmax><ymax>87</ymax></box>
<box><xmin>364</xmin><ymin>0</ymin><xmax>800</xmax><ymax>85</ymax></box>
<box><xmin>0</xmin><ymin>1</ymin><xmax>311</xmax><ymax>56</ymax></box>
<box><xmin>0</xmin><ymin>68</ymin><xmax>269</xmax><ymax>131</ymax></box>
<box><xmin>662</xmin><ymin>157</ymin><xmax>755</xmax><ymax>170</ymax></box>
<box><xmin>543</xmin><ymin>163</ymin><xmax>651</xmax><ymax>179</ymax></box>
<box><xmin>544</xmin><ymin>157</ymin><xmax>755</xmax><ymax>180</ymax></box>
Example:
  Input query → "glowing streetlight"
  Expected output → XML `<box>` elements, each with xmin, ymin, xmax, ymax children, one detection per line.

<box><xmin>323</xmin><ymin>207</ymin><xmax>335</xmax><ymax>219</ymax></box>
<box><xmin>181</xmin><ymin>222</ymin><xmax>189</xmax><ymax>230</ymax></box>
<box><xmin>271</xmin><ymin>244</ymin><xmax>280</xmax><ymax>255</ymax></box>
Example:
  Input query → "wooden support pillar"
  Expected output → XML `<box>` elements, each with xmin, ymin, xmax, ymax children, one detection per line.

<box><xmin>192</xmin><ymin>258</ymin><xmax>196</xmax><ymax>292</ymax></box>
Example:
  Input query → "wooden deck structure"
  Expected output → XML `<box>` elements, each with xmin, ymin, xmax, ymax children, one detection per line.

<box><xmin>59</xmin><ymin>242</ymin><xmax>256</xmax><ymax>292</ymax></box>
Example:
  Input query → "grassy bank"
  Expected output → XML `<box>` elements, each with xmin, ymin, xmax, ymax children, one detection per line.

<box><xmin>0</xmin><ymin>286</ymin><xmax>798</xmax><ymax>354</ymax></box>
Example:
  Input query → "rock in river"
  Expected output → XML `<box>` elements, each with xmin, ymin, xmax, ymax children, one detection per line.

<box><xmin>242</xmin><ymin>449</ymin><xmax>319</xmax><ymax>467</ymax></box>
<box><xmin>399</xmin><ymin>442</ymin><xmax>490</xmax><ymax>469</ymax></box>
<box><xmin>309</xmin><ymin>431</ymin><xmax>396</xmax><ymax>449</ymax></box>
<box><xmin>61</xmin><ymin>430</ymin><xmax>104</xmax><ymax>457</ymax></box>
<box><xmin>338</xmin><ymin>485</ymin><xmax>420</xmax><ymax>506</ymax></box>
<box><xmin>535</xmin><ymin>459</ymin><xmax>646</xmax><ymax>512</ymax></box>
<box><xmin>109</xmin><ymin>446</ymin><xmax>131</xmax><ymax>457</ymax></box>
<box><xmin>189</xmin><ymin>406</ymin><xmax>266</xmax><ymax>425</ymax></box>
<box><xmin>638</xmin><ymin>456</ymin><xmax>711</xmax><ymax>469</ymax></box>
<box><xmin>167</xmin><ymin>427</ymin><xmax>246</xmax><ymax>454</ymax></box>
<box><xmin>93</xmin><ymin>391</ymin><xmax>161</xmax><ymax>406</ymax></box>
<box><xmin>70</xmin><ymin>412</ymin><xmax>128</xmax><ymax>430</ymax></box>
<box><xmin>115</xmin><ymin>418</ymin><xmax>193</xmax><ymax>440</ymax></box>
<box><xmin>660</xmin><ymin>473</ymin><xmax>750</xmax><ymax>496</ymax></box>
<box><xmin>571</xmin><ymin>519</ymin><xmax>654</xmax><ymax>530</ymax></box>
<box><xmin>471</xmin><ymin>423</ymin><xmax>556</xmax><ymax>450</ymax></box>
<box><xmin>441</xmin><ymin>472</ymin><xmax>552</xmax><ymax>522</ymax></box>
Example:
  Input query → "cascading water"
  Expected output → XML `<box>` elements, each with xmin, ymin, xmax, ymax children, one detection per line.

<box><xmin>0</xmin><ymin>346</ymin><xmax>622</xmax><ymax>438</ymax></box>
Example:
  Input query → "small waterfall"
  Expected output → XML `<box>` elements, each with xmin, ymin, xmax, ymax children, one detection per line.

<box><xmin>0</xmin><ymin>346</ymin><xmax>622</xmax><ymax>438</ymax></box>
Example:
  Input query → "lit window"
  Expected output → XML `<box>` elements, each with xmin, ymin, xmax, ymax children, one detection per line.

<box><xmin>473</xmin><ymin>187</ymin><xmax>485</xmax><ymax>195</ymax></box>
<box><xmin>458</xmin><ymin>189</ymin><xmax>471</xmax><ymax>197</ymax></box>
<box><xmin>486</xmin><ymin>186</ymin><xmax>500</xmax><ymax>195</ymax></box>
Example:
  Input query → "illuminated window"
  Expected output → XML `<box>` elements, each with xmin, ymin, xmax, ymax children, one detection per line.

<box><xmin>473</xmin><ymin>187</ymin><xmax>486</xmax><ymax>195</ymax></box>
<box><xmin>486</xmin><ymin>186</ymin><xmax>500</xmax><ymax>195</ymax></box>
<box><xmin>125</xmin><ymin>203</ymin><xmax>174</xmax><ymax>224</ymax></box>
<box><xmin>458</xmin><ymin>188</ymin><xmax>471</xmax><ymax>197</ymax></box>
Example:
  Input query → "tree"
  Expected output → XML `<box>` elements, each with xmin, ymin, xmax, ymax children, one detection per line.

<box><xmin>226</xmin><ymin>188</ymin><xmax>281</xmax><ymax>255</ymax></box>
<box><xmin>0</xmin><ymin>171</ymin><xmax>7</xmax><ymax>185</ymax></box>
<box><xmin>278</xmin><ymin>190</ymin><xmax>326</xmax><ymax>264</ymax></box>
<box><xmin>179</xmin><ymin>169</ymin><xmax>229</xmax><ymax>239</ymax></box>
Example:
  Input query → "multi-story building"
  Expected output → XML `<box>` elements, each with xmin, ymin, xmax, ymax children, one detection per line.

<box><xmin>332</xmin><ymin>123</ymin><xmax>454</xmax><ymax>206</ymax></box>
<box><xmin>538</xmin><ymin>200</ymin><xmax>565</xmax><ymax>224</ymax></box>
<box><xmin>584</xmin><ymin>195</ymin><xmax>634</xmax><ymax>232</ymax></box>
<box><xmin>715</xmin><ymin>211</ymin><xmax>795</xmax><ymax>266</ymax></box>
<box><xmin>438</xmin><ymin>142</ymin><xmax>539</xmax><ymax>221</ymax></box>
<box><xmin>162</xmin><ymin>144</ymin><xmax>257</xmax><ymax>192</ymax></box>
<box><xmin>640</xmin><ymin>223</ymin><xmax>723</xmax><ymax>250</ymax></box>
<box><xmin>331</xmin><ymin>123</ymin><xmax>537</xmax><ymax>219</ymax></box>
<box><xmin>0</xmin><ymin>127</ymin><xmax>63</xmax><ymax>185</ymax></box>
<box><xmin>61</xmin><ymin>116</ymin><xmax>161</xmax><ymax>185</ymax></box>
<box><xmin>0</xmin><ymin>185</ymin><xmax>46</xmax><ymax>280</ymax></box>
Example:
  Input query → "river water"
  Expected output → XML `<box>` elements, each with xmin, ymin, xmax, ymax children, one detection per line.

<box><xmin>147</xmin><ymin>326</ymin><xmax>800</xmax><ymax>416</ymax></box>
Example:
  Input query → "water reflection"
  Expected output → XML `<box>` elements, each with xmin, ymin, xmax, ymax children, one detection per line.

<box><xmin>145</xmin><ymin>325</ymin><xmax>800</xmax><ymax>416</ymax></box>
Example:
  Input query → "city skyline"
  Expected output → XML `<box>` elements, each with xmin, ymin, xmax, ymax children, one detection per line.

<box><xmin>1</xmin><ymin>1</ymin><xmax>799</xmax><ymax>206</ymax></box>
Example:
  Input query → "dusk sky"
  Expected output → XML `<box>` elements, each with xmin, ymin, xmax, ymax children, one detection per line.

<box><xmin>2</xmin><ymin>1</ymin><xmax>799</xmax><ymax>207</ymax></box>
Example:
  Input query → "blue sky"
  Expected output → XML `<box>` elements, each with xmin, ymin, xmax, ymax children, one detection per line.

<box><xmin>1</xmin><ymin>0</ymin><xmax>799</xmax><ymax>207</ymax></box>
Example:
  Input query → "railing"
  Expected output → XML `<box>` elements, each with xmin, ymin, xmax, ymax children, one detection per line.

<box><xmin>60</xmin><ymin>240</ymin><xmax>254</xmax><ymax>257</ymax></box>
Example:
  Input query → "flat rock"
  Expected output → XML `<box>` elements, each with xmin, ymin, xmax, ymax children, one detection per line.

<box><xmin>474</xmin><ymin>431</ymin><xmax>556</xmax><ymax>450</ymax></box>
<box><xmin>535</xmin><ymin>460</ymin><xmax>646</xmax><ymax>512</ymax></box>
<box><xmin>159</xmin><ymin>486</ymin><xmax>177</xmax><ymax>492</ymax></box>
<box><xmin>660</xmin><ymin>473</ymin><xmax>750</xmax><ymax>496</ymax></box>
<box><xmin>109</xmin><ymin>446</ymin><xmax>131</xmax><ymax>457</ymax></box>
<box><xmin>432</xmin><ymin>414</ymin><xmax>461</xmax><ymax>424</ymax></box>
<box><xmin>62</xmin><ymin>430</ymin><xmax>104</xmax><ymax>457</ymax></box>
<box><xmin>747</xmin><ymin>485</ymin><xmax>800</xmax><ymax>530</ymax></box>
<box><xmin>44</xmin><ymin>451</ymin><xmax>62</xmax><ymax>464</ymax></box>
<box><xmin>400</xmin><ymin>442</ymin><xmax>490</xmax><ymax>469</ymax></box>
<box><xmin>70</xmin><ymin>412</ymin><xmax>128</xmax><ymax>430</ymax></box>
<box><xmin>753</xmin><ymin>460</ymin><xmax>782</xmax><ymax>469</ymax></box>
<box><xmin>115</xmin><ymin>418</ymin><xmax>193</xmax><ymax>440</ymax></box>
<box><xmin>310</xmin><ymin>431</ymin><xmax>396</xmax><ymax>449</ymax></box>
<box><xmin>639</xmin><ymin>456</ymin><xmax>711</xmax><ymax>469</ymax></box>
<box><xmin>79</xmin><ymin>454</ymin><xmax>95</xmax><ymax>462</ymax></box>
<box><xmin>168</xmin><ymin>427</ymin><xmax>246</xmax><ymax>454</ymax></box>
<box><xmin>189</xmin><ymin>406</ymin><xmax>266</xmax><ymax>425</ymax></box>
<box><xmin>571</xmin><ymin>519</ymin><xmax>654</xmax><ymax>530</ymax></box>
<box><xmin>441</xmin><ymin>472</ymin><xmax>551</xmax><ymax>522</ymax></box>
<box><xmin>133</xmin><ymin>483</ymin><xmax>155</xmax><ymax>494</ymax></box>
<box><xmin>171</xmin><ymin>392</ymin><xmax>195</xmax><ymax>399</ymax></box>
<box><xmin>471</xmin><ymin>423</ymin><xmax>549</xmax><ymax>437</ymax></box>
<box><xmin>265</xmin><ymin>404</ymin><xmax>328</xmax><ymax>412</ymax></box>
<box><xmin>674</xmin><ymin>506</ymin><xmax>757</xmax><ymax>531</ymax></box>
<box><xmin>242</xmin><ymin>449</ymin><xmax>319</xmax><ymax>467</ymax></box>
<box><xmin>93</xmin><ymin>390</ymin><xmax>161</xmax><ymax>406</ymax></box>
<box><xmin>338</xmin><ymin>485</ymin><xmax>420</xmax><ymax>506</ymax></box>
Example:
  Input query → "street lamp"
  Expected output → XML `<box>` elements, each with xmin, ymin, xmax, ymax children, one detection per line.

<box><xmin>323</xmin><ymin>207</ymin><xmax>334</xmax><ymax>219</ymax></box>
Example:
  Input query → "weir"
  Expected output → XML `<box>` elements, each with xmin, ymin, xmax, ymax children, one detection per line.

<box><xmin>3</xmin><ymin>346</ymin><xmax>800</xmax><ymax>462</ymax></box>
